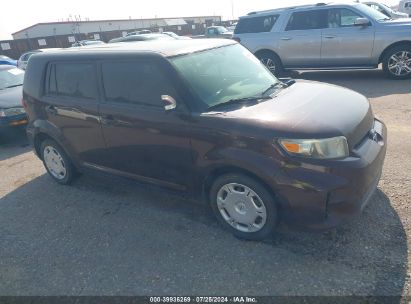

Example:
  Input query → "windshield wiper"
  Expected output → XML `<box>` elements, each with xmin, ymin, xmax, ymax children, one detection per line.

<box><xmin>261</xmin><ymin>82</ymin><xmax>283</xmax><ymax>97</ymax></box>
<box><xmin>207</xmin><ymin>95</ymin><xmax>271</xmax><ymax>111</ymax></box>
<box><xmin>4</xmin><ymin>84</ymin><xmax>23</xmax><ymax>89</ymax></box>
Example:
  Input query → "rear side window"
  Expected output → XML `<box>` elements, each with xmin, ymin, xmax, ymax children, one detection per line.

<box><xmin>102</xmin><ymin>61</ymin><xmax>177</xmax><ymax>108</ymax></box>
<box><xmin>48</xmin><ymin>63</ymin><xmax>97</xmax><ymax>100</ymax></box>
<box><xmin>405</xmin><ymin>2</ymin><xmax>411</xmax><ymax>7</ymax></box>
<box><xmin>235</xmin><ymin>15</ymin><xmax>279</xmax><ymax>34</ymax></box>
<box><xmin>285</xmin><ymin>10</ymin><xmax>327</xmax><ymax>31</ymax></box>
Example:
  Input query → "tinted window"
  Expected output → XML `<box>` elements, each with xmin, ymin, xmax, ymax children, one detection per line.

<box><xmin>286</xmin><ymin>10</ymin><xmax>327</xmax><ymax>31</ymax></box>
<box><xmin>102</xmin><ymin>61</ymin><xmax>176</xmax><ymax>107</ymax></box>
<box><xmin>327</xmin><ymin>8</ymin><xmax>362</xmax><ymax>27</ymax></box>
<box><xmin>48</xmin><ymin>63</ymin><xmax>97</xmax><ymax>99</ymax></box>
<box><xmin>405</xmin><ymin>2</ymin><xmax>411</xmax><ymax>7</ymax></box>
<box><xmin>235</xmin><ymin>15</ymin><xmax>279</xmax><ymax>34</ymax></box>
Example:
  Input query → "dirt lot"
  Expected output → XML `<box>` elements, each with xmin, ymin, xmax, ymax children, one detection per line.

<box><xmin>0</xmin><ymin>69</ymin><xmax>410</xmax><ymax>297</ymax></box>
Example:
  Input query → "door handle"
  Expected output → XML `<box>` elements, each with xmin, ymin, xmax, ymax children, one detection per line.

<box><xmin>281</xmin><ymin>37</ymin><xmax>292</xmax><ymax>41</ymax></box>
<box><xmin>45</xmin><ymin>105</ymin><xmax>57</xmax><ymax>115</ymax></box>
<box><xmin>324</xmin><ymin>35</ymin><xmax>336</xmax><ymax>39</ymax></box>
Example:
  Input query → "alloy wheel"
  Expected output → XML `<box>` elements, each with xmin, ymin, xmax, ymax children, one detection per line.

<box><xmin>260</xmin><ymin>58</ymin><xmax>276</xmax><ymax>74</ymax></box>
<box><xmin>388</xmin><ymin>51</ymin><xmax>411</xmax><ymax>77</ymax></box>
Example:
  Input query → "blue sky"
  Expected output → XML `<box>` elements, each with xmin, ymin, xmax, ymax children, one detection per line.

<box><xmin>0</xmin><ymin>0</ymin><xmax>399</xmax><ymax>40</ymax></box>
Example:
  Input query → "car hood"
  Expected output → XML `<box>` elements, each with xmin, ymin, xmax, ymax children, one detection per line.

<box><xmin>0</xmin><ymin>86</ymin><xmax>23</xmax><ymax>108</ymax></box>
<box><xmin>216</xmin><ymin>80</ymin><xmax>374</xmax><ymax>149</ymax></box>
<box><xmin>381</xmin><ymin>18</ymin><xmax>411</xmax><ymax>25</ymax></box>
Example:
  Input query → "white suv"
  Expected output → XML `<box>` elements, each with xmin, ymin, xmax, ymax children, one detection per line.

<box><xmin>233</xmin><ymin>2</ymin><xmax>411</xmax><ymax>79</ymax></box>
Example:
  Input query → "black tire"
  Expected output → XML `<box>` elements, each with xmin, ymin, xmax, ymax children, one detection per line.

<box><xmin>40</xmin><ymin>139</ymin><xmax>76</xmax><ymax>185</ymax></box>
<box><xmin>209</xmin><ymin>173</ymin><xmax>278</xmax><ymax>241</ymax></box>
<box><xmin>382</xmin><ymin>45</ymin><xmax>411</xmax><ymax>79</ymax></box>
<box><xmin>256</xmin><ymin>51</ymin><xmax>284</xmax><ymax>77</ymax></box>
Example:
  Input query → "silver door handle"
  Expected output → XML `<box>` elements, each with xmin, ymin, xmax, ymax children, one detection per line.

<box><xmin>324</xmin><ymin>35</ymin><xmax>336</xmax><ymax>39</ymax></box>
<box><xmin>281</xmin><ymin>37</ymin><xmax>292</xmax><ymax>41</ymax></box>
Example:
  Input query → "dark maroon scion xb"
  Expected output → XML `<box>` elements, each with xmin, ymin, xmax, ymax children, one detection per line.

<box><xmin>23</xmin><ymin>39</ymin><xmax>387</xmax><ymax>240</ymax></box>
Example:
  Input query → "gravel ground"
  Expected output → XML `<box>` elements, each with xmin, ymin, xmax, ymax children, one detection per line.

<box><xmin>0</xmin><ymin>69</ymin><xmax>410</xmax><ymax>297</ymax></box>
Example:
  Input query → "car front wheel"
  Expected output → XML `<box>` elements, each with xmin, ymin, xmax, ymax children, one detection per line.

<box><xmin>383</xmin><ymin>46</ymin><xmax>411</xmax><ymax>79</ymax></box>
<box><xmin>210</xmin><ymin>174</ymin><xmax>278</xmax><ymax>240</ymax></box>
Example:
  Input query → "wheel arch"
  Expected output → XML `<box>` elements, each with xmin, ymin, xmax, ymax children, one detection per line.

<box><xmin>34</xmin><ymin>132</ymin><xmax>54</xmax><ymax>159</ymax></box>
<box><xmin>378</xmin><ymin>41</ymin><xmax>411</xmax><ymax>63</ymax></box>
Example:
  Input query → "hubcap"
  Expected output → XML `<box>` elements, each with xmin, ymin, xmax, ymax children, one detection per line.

<box><xmin>388</xmin><ymin>51</ymin><xmax>411</xmax><ymax>76</ymax></box>
<box><xmin>216</xmin><ymin>183</ymin><xmax>267</xmax><ymax>233</ymax></box>
<box><xmin>260</xmin><ymin>58</ymin><xmax>276</xmax><ymax>73</ymax></box>
<box><xmin>43</xmin><ymin>146</ymin><xmax>66</xmax><ymax>180</ymax></box>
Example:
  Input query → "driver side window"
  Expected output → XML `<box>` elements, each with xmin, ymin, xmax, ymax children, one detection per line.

<box><xmin>327</xmin><ymin>8</ymin><xmax>363</xmax><ymax>28</ymax></box>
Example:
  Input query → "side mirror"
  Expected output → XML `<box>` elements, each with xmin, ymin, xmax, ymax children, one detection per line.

<box><xmin>354</xmin><ymin>17</ymin><xmax>370</xmax><ymax>27</ymax></box>
<box><xmin>162</xmin><ymin>95</ymin><xmax>177</xmax><ymax>111</ymax></box>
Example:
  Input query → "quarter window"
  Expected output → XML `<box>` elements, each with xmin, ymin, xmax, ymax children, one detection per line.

<box><xmin>235</xmin><ymin>15</ymin><xmax>279</xmax><ymax>34</ymax></box>
<box><xmin>48</xmin><ymin>63</ymin><xmax>97</xmax><ymax>100</ymax></box>
<box><xmin>102</xmin><ymin>61</ymin><xmax>176</xmax><ymax>107</ymax></box>
<box><xmin>327</xmin><ymin>8</ymin><xmax>363</xmax><ymax>28</ymax></box>
<box><xmin>285</xmin><ymin>10</ymin><xmax>327</xmax><ymax>31</ymax></box>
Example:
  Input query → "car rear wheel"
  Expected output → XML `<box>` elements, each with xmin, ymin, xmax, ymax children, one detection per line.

<box><xmin>256</xmin><ymin>51</ymin><xmax>283</xmax><ymax>77</ymax></box>
<box><xmin>210</xmin><ymin>174</ymin><xmax>278</xmax><ymax>240</ymax></box>
<box><xmin>382</xmin><ymin>46</ymin><xmax>411</xmax><ymax>79</ymax></box>
<box><xmin>40</xmin><ymin>139</ymin><xmax>76</xmax><ymax>185</ymax></box>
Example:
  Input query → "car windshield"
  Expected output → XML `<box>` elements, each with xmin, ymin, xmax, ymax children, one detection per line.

<box><xmin>356</xmin><ymin>3</ymin><xmax>392</xmax><ymax>20</ymax></box>
<box><xmin>170</xmin><ymin>44</ymin><xmax>280</xmax><ymax>111</ymax></box>
<box><xmin>0</xmin><ymin>68</ymin><xmax>24</xmax><ymax>90</ymax></box>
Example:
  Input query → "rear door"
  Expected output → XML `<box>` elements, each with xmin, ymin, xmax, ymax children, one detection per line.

<box><xmin>43</xmin><ymin>62</ymin><xmax>106</xmax><ymax>165</ymax></box>
<box><xmin>97</xmin><ymin>58</ymin><xmax>193</xmax><ymax>189</ymax></box>
<box><xmin>320</xmin><ymin>7</ymin><xmax>375</xmax><ymax>66</ymax></box>
<box><xmin>278</xmin><ymin>9</ymin><xmax>327</xmax><ymax>67</ymax></box>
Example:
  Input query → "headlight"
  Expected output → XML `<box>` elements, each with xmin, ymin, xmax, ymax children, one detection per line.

<box><xmin>278</xmin><ymin>136</ymin><xmax>349</xmax><ymax>159</ymax></box>
<box><xmin>0</xmin><ymin>107</ymin><xmax>25</xmax><ymax>117</ymax></box>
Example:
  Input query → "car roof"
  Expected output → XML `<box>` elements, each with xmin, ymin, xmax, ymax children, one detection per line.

<box><xmin>241</xmin><ymin>2</ymin><xmax>361</xmax><ymax>18</ymax></box>
<box><xmin>22</xmin><ymin>48</ymin><xmax>62</xmax><ymax>55</ymax></box>
<box><xmin>32</xmin><ymin>39</ymin><xmax>237</xmax><ymax>59</ymax></box>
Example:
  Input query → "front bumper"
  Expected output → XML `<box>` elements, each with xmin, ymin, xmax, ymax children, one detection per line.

<box><xmin>0</xmin><ymin>113</ymin><xmax>28</xmax><ymax>127</ymax></box>
<box><xmin>277</xmin><ymin>119</ymin><xmax>387</xmax><ymax>230</ymax></box>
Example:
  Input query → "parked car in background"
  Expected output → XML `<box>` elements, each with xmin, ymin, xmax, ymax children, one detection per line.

<box><xmin>0</xmin><ymin>55</ymin><xmax>17</xmax><ymax>66</ymax></box>
<box><xmin>193</xmin><ymin>26</ymin><xmax>234</xmax><ymax>39</ymax></box>
<box><xmin>399</xmin><ymin>0</ymin><xmax>411</xmax><ymax>16</ymax></box>
<box><xmin>363</xmin><ymin>1</ymin><xmax>409</xmax><ymax>19</ymax></box>
<box><xmin>71</xmin><ymin>40</ymin><xmax>105</xmax><ymax>47</ymax></box>
<box><xmin>17</xmin><ymin>48</ymin><xmax>61</xmax><ymax>70</ymax></box>
<box><xmin>126</xmin><ymin>30</ymin><xmax>152</xmax><ymax>36</ymax></box>
<box><xmin>162</xmin><ymin>32</ymin><xmax>192</xmax><ymax>39</ymax></box>
<box><xmin>24</xmin><ymin>39</ymin><xmax>386</xmax><ymax>240</ymax></box>
<box><xmin>234</xmin><ymin>2</ymin><xmax>411</xmax><ymax>79</ymax></box>
<box><xmin>108</xmin><ymin>33</ymin><xmax>174</xmax><ymax>43</ymax></box>
<box><xmin>0</xmin><ymin>65</ymin><xmax>26</xmax><ymax>128</ymax></box>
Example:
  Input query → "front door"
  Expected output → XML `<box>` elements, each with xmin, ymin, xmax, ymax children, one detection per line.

<box><xmin>321</xmin><ymin>8</ymin><xmax>375</xmax><ymax>66</ymax></box>
<box><xmin>98</xmin><ymin>59</ymin><xmax>193</xmax><ymax>190</ymax></box>
<box><xmin>278</xmin><ymin>9</ymin><xmax>327</xmax><ymax>67</ymax></box>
